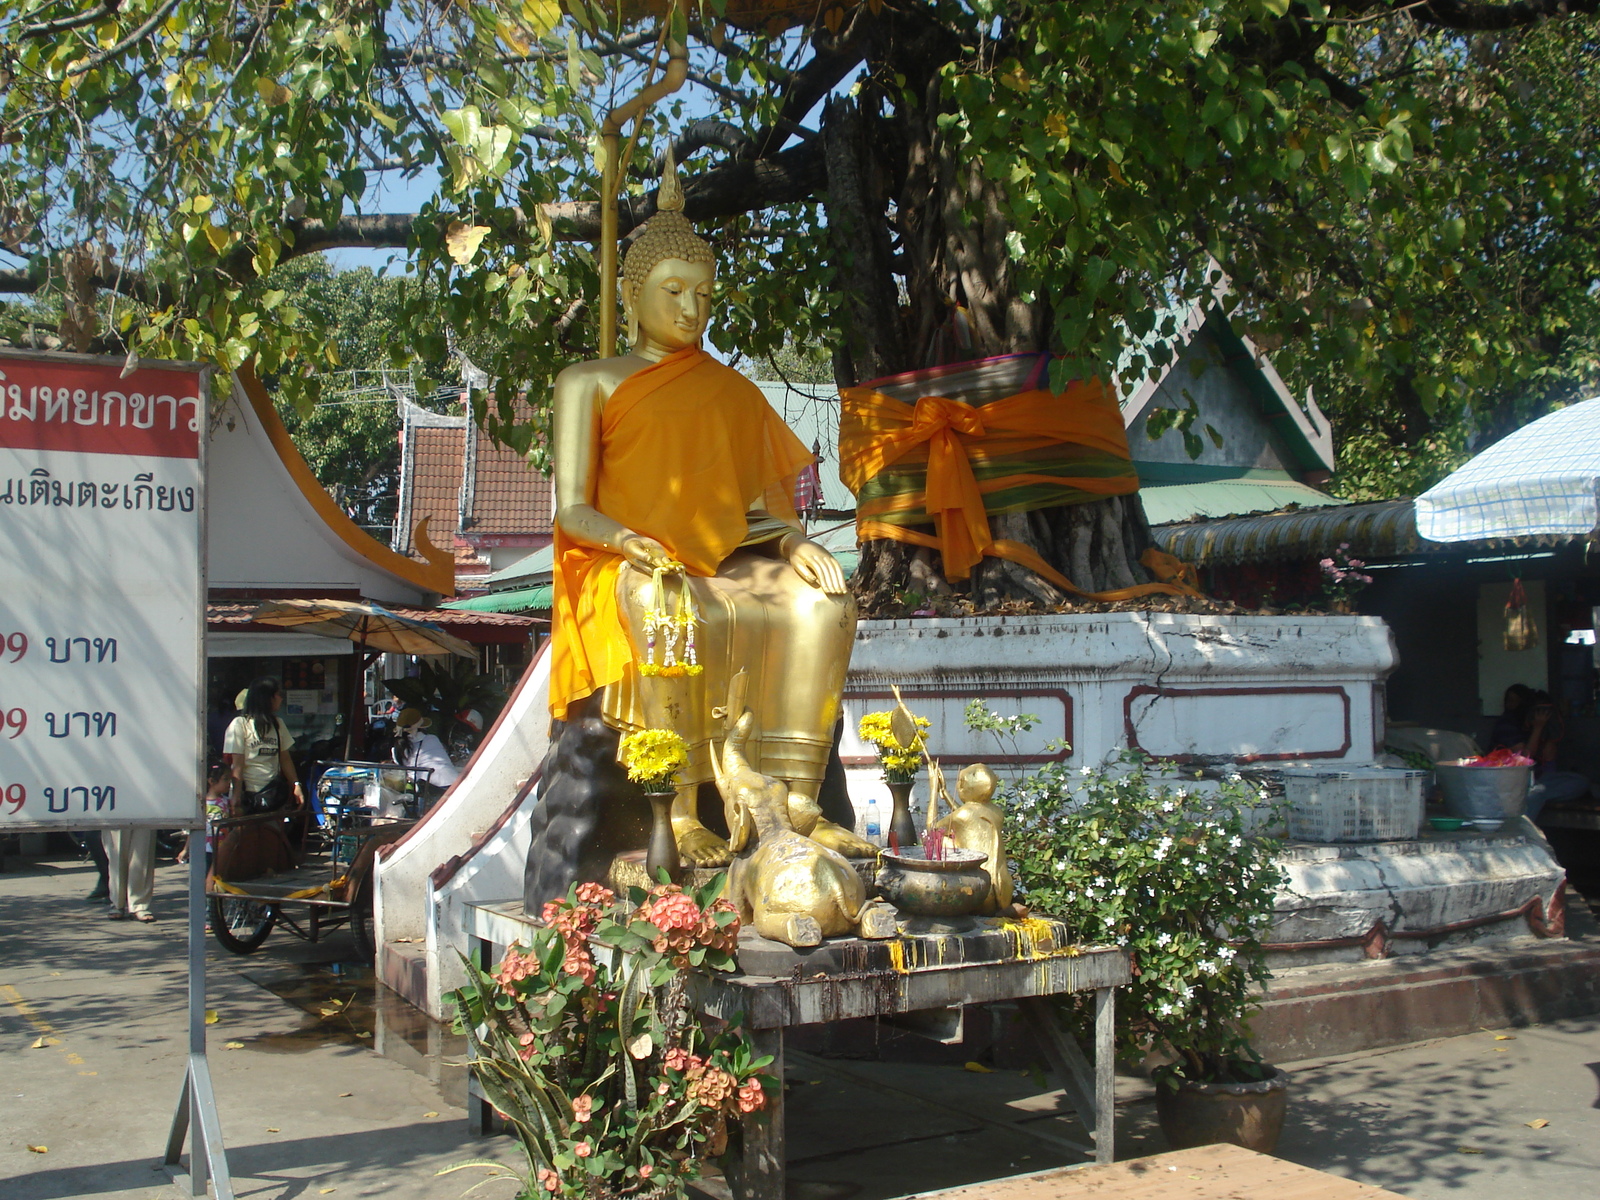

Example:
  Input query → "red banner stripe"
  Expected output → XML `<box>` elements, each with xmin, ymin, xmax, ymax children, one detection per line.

<box><xmin>0</xmin><ymin>361</ymin><xmax>203</xmax><ymax>459</ymax></box>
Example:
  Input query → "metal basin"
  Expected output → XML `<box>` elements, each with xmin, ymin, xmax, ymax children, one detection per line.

<box><xmin>1435</xmin><ymin>761</ymin><xmax>1530</xmax><ymax>827</ymax></box>
<box><xmin>875</xmin><ymin>847</ymin><xmax>991</xmax><ymax>930</ymax></box>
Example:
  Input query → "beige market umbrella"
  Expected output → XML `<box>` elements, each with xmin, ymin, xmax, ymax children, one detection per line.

<box><xmin>250</xmin><ymin>598</ymin><xmax>476</xmax><ymax>659</ymax></box>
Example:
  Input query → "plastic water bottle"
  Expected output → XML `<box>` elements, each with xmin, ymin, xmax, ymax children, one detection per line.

<box><xmin>864</xmin><ymin>800</ymin><xmax>882</xmax><ymax>847</ymax></box>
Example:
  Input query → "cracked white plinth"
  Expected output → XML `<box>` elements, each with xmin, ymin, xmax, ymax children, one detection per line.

<box><xmin>840</xmin><ymin>613</ymin><xmax>1398</xmax><ymax>817</ymax></box>
<box><xmin>1268</xmin><ymin>826</ymin><xmax>1568</xmax><ymax>964</ymax></box>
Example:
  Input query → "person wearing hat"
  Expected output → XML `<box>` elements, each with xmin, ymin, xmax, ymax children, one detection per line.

<box><xmin>392</xmin><ymin>707</ymin><xmax>462</xmax><ymax>798</ymax></box>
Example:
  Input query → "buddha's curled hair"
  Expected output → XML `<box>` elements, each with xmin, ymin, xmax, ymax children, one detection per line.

<box><xmin>621</xmin><ymin>143</ymin><xmax>714</xmax><ymax>288</ymax></box>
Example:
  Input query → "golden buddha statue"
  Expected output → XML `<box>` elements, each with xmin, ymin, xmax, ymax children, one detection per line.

<box><xmin>934</xmin><ymin>763</ymin><xmax>1014</xmax><ymax>914</ymax></box>
<box><xmin>546</xmin><ymin>156</ymin><xmax>874</xmax><ymax>866</ymax></box>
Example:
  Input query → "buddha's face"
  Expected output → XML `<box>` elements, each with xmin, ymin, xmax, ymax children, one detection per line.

<box><xmin>623</xmin><ymin>257</ymin><xmax>714</xmax><ymax>351</ymax></box>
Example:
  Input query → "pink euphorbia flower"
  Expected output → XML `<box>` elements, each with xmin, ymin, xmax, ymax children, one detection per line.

<box><xmin>737</xmin><ymin>1078</ymin><xmax>766</xmax><ymax>1113</ymax></box>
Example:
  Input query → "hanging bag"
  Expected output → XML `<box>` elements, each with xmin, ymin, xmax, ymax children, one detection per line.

<box><xmin>244</xmin><ymin>775</ymin><xmax>290</xmax><ymax>814</ymax></box>
<box><xmin>1504</xmin><ymin>578</ymin><xmax>1539</xmax><ymax>652</ymax></box>
<box><xmin>239</xmin><ymin>716</ymin><xmax>289</xmax><ymax>812</ymax></box>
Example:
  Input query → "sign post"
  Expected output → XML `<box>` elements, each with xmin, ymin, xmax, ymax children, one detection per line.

<box><xmin>0</xmin><ymin>348</ymin><xmax>228</xmax><ymax>1196</ymax></box>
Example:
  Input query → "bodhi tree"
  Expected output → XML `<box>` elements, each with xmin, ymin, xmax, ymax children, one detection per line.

<box><xmin>5</xmin><ymin>1</ymin><xmax>1600</xmax><ymax>608</ymax></box>
<box><xmin>1294</xmin><ymin>20</ymin><xmax>1600</xmax><ymax>501</ymax></box>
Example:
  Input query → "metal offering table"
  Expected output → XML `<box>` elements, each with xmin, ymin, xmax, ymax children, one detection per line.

<box><xmin>464</xmin><ymin>902</ymin><xmax>1130</xmax><ymax>1200</ymax></box>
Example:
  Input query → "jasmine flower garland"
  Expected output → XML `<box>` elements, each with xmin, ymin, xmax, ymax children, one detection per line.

<box><xmin>639</xmin><ymin>562</ymin><xmax>704</xmax><ymax>678</ymax></box>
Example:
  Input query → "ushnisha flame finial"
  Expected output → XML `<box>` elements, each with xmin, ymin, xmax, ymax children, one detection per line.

<box><xmin>621</xmin><ymin>140</ymin><xmax>714</xmax><ymax>291</ymax></box>
<box><xmin>658</xmin><ymin>141</ymin><xmax>685</xmax><ymax>212</ymax></box>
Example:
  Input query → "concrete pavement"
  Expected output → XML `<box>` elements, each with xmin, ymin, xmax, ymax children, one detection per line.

<box><xmin>1</xmin><ymin>852</ymin><xmax>521</xmax><ymax>1200</ymax></box>
<box><xmin>3</xmin><ymin>850</ymin><xmax>1598</xmax><ymax>1199</ymax></box>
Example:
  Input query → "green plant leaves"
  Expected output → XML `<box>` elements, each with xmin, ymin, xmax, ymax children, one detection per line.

<box><xmin>1004</xmin><ymin>750</ymin><xmax>1287</xmax><ymax>1081</ymax></box>
<box><xmin>441</xmin><ymin>106</ymin><xmax>516</xmax><ymax>192</ymax></box>
<box><xmin>441</xmin><ymin>879</ymin><xmax>767</xmax><ymax>1197</ymax></box>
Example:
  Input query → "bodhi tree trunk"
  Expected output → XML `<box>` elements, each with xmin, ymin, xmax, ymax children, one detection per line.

<box><xmin>822</xmin><ymin>21</ymin><xmax>1158</xmax><ymax>616</ymax></box>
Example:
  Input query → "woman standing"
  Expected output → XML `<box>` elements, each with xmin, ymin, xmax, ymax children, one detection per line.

<box><xmin>223</xmin><ymin>677</ymin><xmax>304</xmax><ymax>815</ymax></box>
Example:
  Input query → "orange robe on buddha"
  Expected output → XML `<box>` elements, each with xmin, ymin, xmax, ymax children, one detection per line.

<box><xmin>549</xmin><ymin>347</ymin><xmax>856</xmax><ymax>789</ymax></box>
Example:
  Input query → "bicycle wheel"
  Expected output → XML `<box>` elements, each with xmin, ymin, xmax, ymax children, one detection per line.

<box><xmin>210</xmin><ymin>896</ymin><xmax>276</xmax><ymax>953</ymax></box>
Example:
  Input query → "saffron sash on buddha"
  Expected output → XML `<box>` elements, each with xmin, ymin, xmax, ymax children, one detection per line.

<box><xmin>549</xmin><ymin>347</ymin><xmax>815</xmax><ymax>721</ymax></box>
<box><xmin>839</xmin><ymin>355</ymin><xmax>1200</xmax><ymax>600</ymax></box>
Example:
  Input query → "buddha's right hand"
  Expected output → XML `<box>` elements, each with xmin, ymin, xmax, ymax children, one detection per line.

<box><xmin>620</xmin><ymin>533</ymin><xmax>674</xmax><ymax>572</ymax></box>
<box><xmin>788</xmin><ymin>539</ymin><xmax>847</xmax><ymax>594</ymax></box>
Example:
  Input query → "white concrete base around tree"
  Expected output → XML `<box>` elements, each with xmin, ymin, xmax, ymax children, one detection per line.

<box><xmin>373</xmin><ymin>611</ymin><xmax>1572</xmax><ymax>1019</ymax></box>
<box><xmin>1268</xmin><ymin>823</ymin><xmax>1568</xmax><ymax>967</ymax></box>
<box><xmin>837</xmin><ymin>612</ymin><xmax>1398</xmax><ymax>826</ymax></box>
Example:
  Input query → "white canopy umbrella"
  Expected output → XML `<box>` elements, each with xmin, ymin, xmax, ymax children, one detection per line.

<box><xmin>1416</xmin><ymin>397</ymin><xmax>1600</xmax><ymax>542</ymax></box>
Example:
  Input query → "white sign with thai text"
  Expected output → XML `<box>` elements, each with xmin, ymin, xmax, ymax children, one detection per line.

<box><xmin>0</xmin><ymin>349</ymin><xmax>208</xmax><ymax>829</ymax></box>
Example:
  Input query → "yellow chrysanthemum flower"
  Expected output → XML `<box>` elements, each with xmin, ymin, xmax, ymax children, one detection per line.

<box><xmin>620</xmin><ymin>728</ymin><xmax>690</xmax><ymax>790</ymax></box>
<box><xmin>860</xmin><ymin>709</ymin><xmax>931</xmax><ymax>781</ymax></box>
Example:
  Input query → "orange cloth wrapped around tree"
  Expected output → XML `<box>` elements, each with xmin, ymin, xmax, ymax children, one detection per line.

<box><xmin>549</xmin><ymin>347</ymin><xmax>817</xmax><ymax>727</ymax></box>
<box><xmin>839</xmin><ymin>355</ymin><xmax>1199</xmax><ymax>600</ymax></box>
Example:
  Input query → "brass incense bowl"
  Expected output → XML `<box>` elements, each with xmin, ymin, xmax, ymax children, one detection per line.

<box><xmin>876</xmin><ymin>848</ymin><xmax>991</xmax><ymax>933</ymax></box>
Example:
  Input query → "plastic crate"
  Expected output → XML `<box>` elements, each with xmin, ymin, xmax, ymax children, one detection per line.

<box><xmin>321</xmin><ymin>765</ymin><xmax>373</xmax><ymax>798</ymax></box>
<box><xmin>1282</xmin><ymin>767</ymin><xmax>1428</xmax><ymax>843</ymax></box>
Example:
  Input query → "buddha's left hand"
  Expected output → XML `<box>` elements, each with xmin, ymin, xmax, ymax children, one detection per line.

<box><xmin>788</xmin><ymin>540</ymin><xmax>847</xmax><ymax>594</ymax></box>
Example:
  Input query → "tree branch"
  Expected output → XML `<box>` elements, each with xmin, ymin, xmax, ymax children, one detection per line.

<box><xmin>1311</xmin><ymin>63</ymin><xmax>1368</xmax><ymax>109</ymax></box>
<box><xmin>1401</xmin><ymin>0</ymin><xmax>1600</xmax><ymax>31</ymax></box>
<box><xmin>593</xmin><ymin>30</ymin><xmax>759</xmax><ymax>110</ymax></box>
<box><xmin>626</xmin><ymin>136</ymin><xmax>828</xmax><ymax>232</ymax></box>
<box><xmin>0</xmin><ymin>133</ymin><xmax>828</xmax><ymax>303</ymax></box>
<box><xmin>379</xmin><ymin>28</ymin><xmax>657</xmax><ymax>71</ymax></box>
<box><xmin>0</xmin><ymin>267</ymin><xmax>40</xmax><ymax>293</ymax></box>
<box><xmin>291</xmin><ymin>137</ymin><xmax>826</xmax><ymax>248</ymax></box>
<box><xmin>19</xmin><ymin>0</ymin><xmax>123</xmax><ymax>40</ymax></box>
<box><xmin>753</xmin><ymin>41</ymin><xmax>867</xmax><ymax>158</ymax></box>
<box><xmin>282</xmin><ymin>212</ymin><xmax>421</xmax><ymax>256</ymax></box>
<box><xmin>0</xmin><ymin>261</ymin><xmax>160</xmax><ymax>308</ymax></box>
<box><xmin>65</xmin><ymin>0</ymin><xmax>180</xmax><ymax>77</ymax></box>
<box><xmin>652</xmin><ymin>119</ymin><xmax>755</xmax><ymax>173</ymax></box>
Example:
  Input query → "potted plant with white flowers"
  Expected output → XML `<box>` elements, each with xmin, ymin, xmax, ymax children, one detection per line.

<box><xmin>1004</xmin><ymin>749</ymin><xmax>1290</xmax><ymax>1152</ymax></box>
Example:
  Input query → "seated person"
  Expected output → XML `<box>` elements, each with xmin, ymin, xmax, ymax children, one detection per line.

<box><xmin>1490</xmin><ymin>685</ymin><xmax>1592</xmax><ymax>820</ymax></box>
<box><xmin>393</xmin><ymin>707</ymin><xmax>462</xmax><ymax>805</ymax></box>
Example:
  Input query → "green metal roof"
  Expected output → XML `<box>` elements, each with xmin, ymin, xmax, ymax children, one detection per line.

<box><xmin>1155</xmin><ymin>499</ymin><xmax>1417</xmax><ymax>565</ymax></box>
<box><xmin>1139</xmin><ymin>479</ymin><xmax>1347</xmax><ymax>526</ymax></box>
<box><xmin>449</xmin><ymin>523</ymin><xmax>861</xmax><ymax>609</ymax></box>
<box><xmin>481</xmin><ymin>544</ymin><xmax>554</xmax><ymax>589</ymax></box>
<box><xmin>443</xmin><ymin>584</ymin><xmax>553</xmax><ymax>613</ymax></box>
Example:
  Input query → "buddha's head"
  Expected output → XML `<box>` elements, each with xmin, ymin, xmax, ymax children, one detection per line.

<box><xmin>956</xmin><ymin>763</ymin><xmax>999</xmax><ymax>806</ymax></box>
<box><xmin>620</xmin><ymin>146</ymin><xmax>715</xmax><ymax>352</ymax></box>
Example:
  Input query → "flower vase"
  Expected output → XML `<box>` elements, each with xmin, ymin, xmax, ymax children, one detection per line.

<box><xmin>1328</xmin><ymin>598</ymin><xmax>1353</xmax><ymax>615</ymax></box>
<box><xmin>644</xmin><ymin>790</ymin><xmax>682</xmax><ymax>884</ymax></box>
<box><xmin>886</xmin><ymin>779</ymin><xmax>920</xmax><ymax>848</ymax></box>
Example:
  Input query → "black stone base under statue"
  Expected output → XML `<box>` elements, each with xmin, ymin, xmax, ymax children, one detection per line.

<box><xmin>522</xmin><ymin>691</ymin><xmax>861</xmax><ymax>912</ymax></box>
